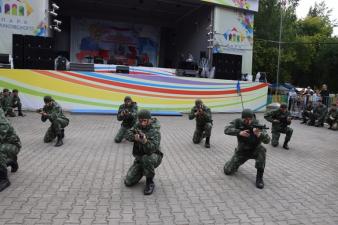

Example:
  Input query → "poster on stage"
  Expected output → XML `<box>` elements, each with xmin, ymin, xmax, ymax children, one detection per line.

<box><xmin>70</xmin><ymin>18</ymin><xmax>160</xmax><ymax>67</ymax></box>
<box><xmin>202</xmin><ymin>0</ymin><xmax>259</xmax><ymax>12</ymax></box>
<box><xmin>0</xmin><ymin>0</ymin><xmax>49</xmax><ymax>54</ymax></box>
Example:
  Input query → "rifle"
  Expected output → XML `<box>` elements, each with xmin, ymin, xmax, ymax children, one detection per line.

<box><xmin>279</xmin><ymin>115</ymin><xmax>292</xmax><ymax>128</ymax></box>
<box><xmin>36</xmin><ymin>108</ymin><xmax>44</xmax><ymax>113</ymax></box>
<box><xmin>132</xmin><ymin>128</ymin><xmax>145</xmax><ymax>141</ymax></box>
<box><xmin>195</xmin><ymin>105</ymin><xmax>205</xmax><ymax>116</ymax></box>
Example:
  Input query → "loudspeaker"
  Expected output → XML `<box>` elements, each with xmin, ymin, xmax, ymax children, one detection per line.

<box><xmin>116</xmin><ymin>65</ymin><xmax>129</xmax><ymax>74</ymax></box>
<box><xmin>12</xmin><ymin>34</ymin><xmax>24</xmax><ymax>69</ymax></box>
<box><xmin>213</xmin><ymin>53</ymin><xmax>242</xmax><ymax>80</ymax></box>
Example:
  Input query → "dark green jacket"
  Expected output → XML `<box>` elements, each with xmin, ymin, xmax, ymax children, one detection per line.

<box><xmin>117</xmin><ymin>102</ymin><xmax>138</xmax><ymax>128</ymax></box>
<box><xmin>189</xmin><ymin>104</ymin><xmax>212</xmax><ymax>126</ymax></box>
<box><xmin>0</xmin><ymin>109</ymin><xmax>21</xmax><ymax>148</ymax></box>
<box><xmin>326</xmin><ymin>108</ymin><xmax>338</xmax><ymax>122</ymax></box>
<box><xmin>11</xmin><ymin>95</ymin><xmax>21</xmax><ymax>106</ymax></box>
<box><xmin>126</xmin><ymin>118</ymin><xmax>162</xmax><ymax>157</ymax></box>
<box><xmin>0</xmin><ymin>95</ymin><xmax>12</xmax><ymax>112</ymax></box>
<box><xmin>313</xmin><ymin>104</ymin><xmax>327</xmax><ymax>121</ymax></box>
<box><xmin>224</xmin><ymin>118</ymin><xmax>270</xmax><ymax>150</ymax></box>
<box><xmin>264</xmin><ymin>109</ymin><xmax>291</xmax><ymax>132</ymax></box>
<box><xmin>41</xmin><ymin>101</ymin><xmax>69</xmax><ymax>123</ymax></box>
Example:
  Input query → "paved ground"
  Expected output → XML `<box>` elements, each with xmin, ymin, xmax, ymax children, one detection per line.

<box><xmin>0</xmin><ymin>112</ymin><xmax>337</xmax><ymax>225</ymax></box>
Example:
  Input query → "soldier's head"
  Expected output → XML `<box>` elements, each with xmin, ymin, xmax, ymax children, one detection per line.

<box><xmin>12</xmin><ymin>89</ymin><xmax>19</xmax><ymax>96</ymax></box>
<box><xmin>138</xmin><ymin>109</ymin><xmax>152</xmax><ymax>128</ymax></box>
<box><xmin>280</xmin><ymin>103</ymin><xmax>287</xmax><ymax>113</ymax></box>
<box><xmin>124</xmin><ymin>96</ymin><xmax>132</xmax><ymax>106</ymax></box>
<box><xmin>242</xmin><ymin>109</ymin><xmax>254</xmax><ymax>125</ymax></box>
<box><xmin>195</xmin><ymin>99</ymin><xmax>203</xmax><ymax>108</ymax></box>
<box><xmin>2</xmin><ymin>89</ymin><xmax>9</xmax><ymax>96</ymax></box>
<box><xmin>43</xmin><ymin>96</ymin><xmax>54</xmax><ymax>107</ymax></box>
<box><xmin>331</xmin><ymin>103</ymin><xmax>337</xmax><ymax>110</ymax></box>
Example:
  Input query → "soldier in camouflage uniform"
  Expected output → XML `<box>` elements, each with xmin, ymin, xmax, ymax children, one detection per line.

<box><xmin>11</xmin><ymin>89</ymin><xmax>25</xmax><ymax>117</ymax></box>
<box><xmin>189</xmin><ymin>99</ymin><xmax>212</xmax><ymax>148</ymax></box>
<box><xmin>325</xmin><ymin>103</ymin><xmax>338</xmax><ymax>130</ymax></box>
<box><xmin>308</xmin><ymin>100</ymin><xmax>327</xmax><ymax>127</ymax></box>
<box><xmin>39</xmin><ymin>96</ymin><xmax>69</xmax><ymax>147</ymax></box>
<box><xmin>301</xmin><ymin>101</ymin><xmax>313</xmax><ymax>124</ymax></box>
<box><xmin>264</xmin><ymin>103</ymin><xmax>293</xmax><ymax>150</ymax></box>
<box><xmin>124</xmin><ymin>110</ymin><xmax>163</xmax><ymax>195</ymax></box>
<box><xmin>224</xmin><ymin>109</ymin><xmax>270</xmax><ymax>189</ymax></box>
<box><xmin>115</xmin><ymin>96</ymin><xmax>138</xmax><ymax>143</ymax></box>
<box><xmin>0</xmin><ymin>89</ymin><xmax>16</xmax><ymax>117</ymax></box>
<box><xmin>0</xmin><ymin>108</ymin><xmax>21</xmax><ymax>192</ymax></box>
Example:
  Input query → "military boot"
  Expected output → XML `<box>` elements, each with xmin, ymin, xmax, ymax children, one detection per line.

<box><xmin>283</xmin><ymin>140</ymin><xmax>289</xmax><ymax>150</ymax></box>
<box><xmin>144</xmin><ymin>177</ymin><xmax>155</xmax><ymax>195</ymax></box>
<box><xmin>204</xmin><ymin>137</ymin><xmax>210</xmax><ymax>148</ymax></box>
<box><xmin>61</xmin><ymin>129</ymin><xmax>65</xmax><ymax>139</ymax></box>
<box><xmin>18</xmin><ymin>111</ymin><xmax>25</xmax><ymax>117</ymax></box>
<box><xmin>6</xmin><ymin>156</ymin><xmax>18</xmax><ymax>173</ymax></box>
<box><xmin>0</xmin><ymin>166</ymin><xmax>10</xmax><ymax>192</ymax></box>
<box><xmin>55</xmin><ymin>134</ymin><xmax>64</xmax><ymax>147</ymax></box>
<box><xmin>256</xmin><ymin>169</ymin><xmax>264</xmax><ymax>189</ymax></box>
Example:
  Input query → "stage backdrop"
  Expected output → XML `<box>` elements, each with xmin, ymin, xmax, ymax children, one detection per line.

<box><xmin>202</xmin><ymin>0</ymin><xmax>259</xmax><ymax>12</ymax></box>
<box><xmin>0</xmin><ymin>69</ymin><xmax>268</xmax><ymax>113</ymax></box>
<box><xmin>213</xmin><ymin>6</ymin><xmax>254</xmax><ymax>75</ymax></box>
<box><xmin>70</xmin><ymin>17</ymin><xmax>160</xmax><ymax>67</ymax></box>
<box><xmin>0</xmin><ymin>0</ymin><xmax>49</xmax><ymax>54</ymax></box>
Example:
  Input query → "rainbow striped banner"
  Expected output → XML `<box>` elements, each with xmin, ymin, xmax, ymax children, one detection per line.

<box><xmin>0</xmin><ymin>69</ymin><xmax>268</xmax><ymax>112</ymax></box>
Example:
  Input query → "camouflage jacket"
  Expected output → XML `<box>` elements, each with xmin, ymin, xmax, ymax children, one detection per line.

<box><xmin>11</xmin><ymin>95</ymin><xmax>21</xmax><ymax>106</ymax></box>
<box><xmin>117</xmin><ymin>102</ymin><xmax>138</xmax><ymax>128</ymax></box>
<box><xmin>126</xmin><ymin>118</ymin><xmax>162</xmax><ymax>157</ymax></box>
<box><xmin>41</xmin><ymin>101</ymin><xmax>69</xmax><ymax>123</ymax></box>
<box><xmin>326</xmin><ymin>108</ymin><xmax>338</xmax><ymax>121</ymax></box>
<box><xmin>0</xmin><ymin>108</ymin><xmax>21</xmax><ymax>148</ymax></box>
<box><xmin>264</xmin><ymin>109</ymin><xmax>292</xmax><ymax>132</ymax></box>
<box><xmin>189</xmin><ymin>104</ymin><xmax>212</xmax><ymax>126</ymax></box>
<box><xmin>313</xmin><ymin>105</ymin><xmax>327</xmax><ymax>121</ymax></box>
<box><xmin>224</xmin><ymin>118</ymin><xmax>270</xmax><ymax>150</ymax></box>
<box><xmin>0</xmin><ymin>95</ymin><xmax>12</xmax><ymax>112</ymax></box>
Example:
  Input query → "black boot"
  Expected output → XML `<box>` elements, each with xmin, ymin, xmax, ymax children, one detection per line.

<box><xmin>55</xmin><ymin>134</ymin><xmax>63</xmax><ymax>147</ymax></box>
<box><xmin>256</xmin><ymin>169</ymin><xmax>264</xmax><ymax>189</ymax></box>
<box><xmin>61</xmin><ymin>129</ymin><xmax>65</xmax><ymax>139</ymax></box>
<box><xmin>18</xmin><ymin>111</ymin><xmax>25</xmax><ymax>117</ymax></box>
<box><xmin>6</xmin><ymin>156</ymin><xmax>18</xmax><ymax>173</ymax></box>
<box><xmin>283</xmin><ymin>141</ymin><xmax>289</xmax><ymax>150</ymax></box>
<box><xmin>0</xmin><ymin>166</ymin><xmax>10</xmax><ymax>192</ymax></box>
<box><xmin>144</xmin><ymin>177</ymin><xmax>155</xmax><ymax>195</ymax></box>
<box><xmin>205</xmin><ymin>137</ymin><xmax>210</xmax><ymax>148</ymax></box>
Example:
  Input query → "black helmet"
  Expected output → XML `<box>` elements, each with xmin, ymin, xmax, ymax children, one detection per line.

<box><xmin>280</xmin><ymin>103</ymin><xmax>287</xmax><ymax>109</ymax></box>
<box><xmin>124</xmin><ymin>96</ymin><xmax>132</xmax><ymax>102</ymax></box>
<box><xmin>44</xmin><ymin>96</ymin><xmax>53</xmax><ymax>103</ymax></box>
<box><xmin>195</xmin><ymin>99</ymin><xmax>203</xmax><ymax>106</ymax></box>
<box><xmin>241</xmin><ymin>109</ymin><xmax>254</xmax><ymax>119</ymax></box>
<box><xmin>138</xmin><ymin>109</ymin><xmax>151</xmax><ymax>119</ymax></box>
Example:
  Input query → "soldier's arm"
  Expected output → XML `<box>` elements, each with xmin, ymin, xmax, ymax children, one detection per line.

<box><xmin>130</xmin><ymin>104</ymin><xmax>138</xmax><ymax>119</ymax></box>
<box><xmin>117</xmin><ymin>105</ymin><xmax>125</xmax><ymax>121</ymax></box>
<box><xmin>6</xmin><ymin>128</ymin><xmax>22</xmax><ymax>149</ymax></box>
<box><xmin>259</xmin><ymin>130</ymin><xmax>271</xmax><ymax>144</ymax></box>
<box><xmin>126</xmin><ymin>126</ymin><xmax>136</xmax><ymax>142</ymax></box>
<box><xmin>224</xmin><ymin>120</ymin><xmax>241</xmax><ymax>136</ymax></box>
<box><xmin>188</xmin><ymin>107</ymin><xmax>196</xmax><ymax>120</ymax></box>
<box><xmin>264</xmin><ymin>111</ymin><xmax>274</xmax><ymax>123</ymax></box>
<box><xmin>203</xmin><ymin>107</ymin><xmax>212</xmax><ymax>121</ymax></box>
<box><xmin>48</xmin><ymin>106</ymin><xmax>63</xmax><ymax>121</ymax></box>
<box><xmin>143</xmin><ymin>130</ymin><xmax>160</xmax><ymax>155</ymax></box>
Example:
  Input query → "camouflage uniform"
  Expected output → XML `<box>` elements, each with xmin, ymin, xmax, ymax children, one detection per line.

<box><xmin>0</xmin><ymin>108</ymin><xmax>21</xmax><ymax>192</ymax></box>
<box><xmin>301</xmin><ymin>103</ymin><xmax>313</xmax><ymax>124</ymax></box>
<box><xmin>124</xmin><ymin>110</ymin><xmax>163</xmax><ymax>195</ymax></box>
<box><xmin>264</xmin><ymin>105</ymin><xmax>293</xmax><ymax>149</ymax></box>
<box><xmin>0</xmin><ymin>89</ymin><xmax>15</xmax><ymax>117</ymax></box>
<box><xmin>325</xmin><ymin>106</ymin><xmax>338</xmax><ymax>130</ymax></box>
<box><xmin>41</xmin><ymin>97</ymin><xmax>69</xmax><ymax>146</ymax></box>
<box><xmin>189</xmin><ymin>100</ymin><xmax>212</xmax><ymax>148</ymax></box>
<box><xmin>309</xmin><ymin>103</ymin><xmax>327</xmax><ymax>127</ymax></box>
<box><xmin>115</xmin><ymin>98</ymin><xmax>138</xmax><ymax>143</ymax></box>
<box><xmin>224</xmin><ymin>109</ymin><xmax>270</xmax><ymax>189</ymax></box>
<box><xmin>11</xmin><ymin>90</ymin><xmax>24</xmax><ymax>116</ymax></box>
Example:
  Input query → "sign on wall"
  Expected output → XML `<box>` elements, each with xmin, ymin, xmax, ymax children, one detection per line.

<box><xmin>0</xmin><ymin>0</ymin><xmax>49</xmax><ymax>54</ymax></box>
<box><xmin>202</xmin><ymin>0</ymin><xmax>259</xmax><ymax>12</ymax></box>
<box><xmin>70</xmin><ymin>18</ymin><xmax>160</xmax><ymax>67</ymax></box>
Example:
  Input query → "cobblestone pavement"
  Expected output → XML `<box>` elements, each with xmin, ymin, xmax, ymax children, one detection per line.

<box><xmin>0</xmin><ymin>112</ymin><xmax>337</xmax><ymax>225</ymax></box>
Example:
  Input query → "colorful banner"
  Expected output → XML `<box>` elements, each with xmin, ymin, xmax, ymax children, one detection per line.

<box><xmin>0</xmin><ymin>69</ymin><xmax>268</xmax><ymax>112</ymax></box>
<box><xmin>0</xmin><ymin>0</ymin><xmax>49</xmax><ymax>54</ymax></box>
<box><xmin>202</xmin><ymin>0</ymin><xmax>259</xmax><ymax>12</ymax></box>
<box><xmin>71</xmin><ymin>18</ymin><xmax>160</xmax><ymax>67</ymax></box>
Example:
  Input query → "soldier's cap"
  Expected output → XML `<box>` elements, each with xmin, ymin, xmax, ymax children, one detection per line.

<box><xmin>43</xmin><ymin>96</ymin><xmax>53</xmax><ymax>103</ymax></box>
<box><xmin>280</xmin><ymin>103</ymin><xmax>287</xmax><ymax>109</ymax></box>
<box><xmin>241</xmin><ymin>109</ymin><xmax>254</xmax><ymax>119</ymax></box>
<box><xmin>124</xmin><ymin>96</ymin><xmax>132</xmax><ymax>102</ymax></box>
<box><xmin>3</xmin><ymin>88</ymin><xmax>9</xmax><ymax>93</ymax></box>
<box><xmin>195</xmin><ymin>99</ymin><xmax>203</xmax><ymax>106</ymax></box>
<box><xmin>138</xmin><ymin>109</ymin><xmax>151</xmax><ymax>120</ymax></box>
<box><xmin>12</xmin><ymin>89</ymin><xmax>18</xmax><ymax>93</ymax></box>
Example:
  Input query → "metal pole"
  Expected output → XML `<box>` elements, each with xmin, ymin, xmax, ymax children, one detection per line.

<box><xmin>275</xmin><ymin>0</ymin><xmax>284</xmax><ymax>97</ymax></box>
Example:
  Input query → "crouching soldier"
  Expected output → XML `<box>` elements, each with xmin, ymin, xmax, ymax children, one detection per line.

<box><xmin>11</xmin><ymin>89</ymin><xmax>25</xmax><ymax>117</ymax></box>
<box><xmin>39</xmin><ymin>96</ymin><xmax>69</xmax><ymax>147</ymax></box>
<box><xmin>189</xmin><ymin>99</ymin><xmax>212</xmax><ymax>148</ymax></box>
<box><xmin>325</xmin><ymin>103</ymin><xmax>338</xmax><ymax>130</ymax></box>
<box><xmin>0</xmin><ymin>109</ymin><xmax>21</xmax><ymax>192</ymax></box>
<box><xmin>0</xmin><ymin>89</ymin><xmax>16</xmax><ymax>117</ymax></box>
<box><xmin>224</xmin><ymin>109</ymin><xmax>270</xmax><ymax>189</ymax></box>
<box><xmin>301</xmin><ymin>101</ymin><xmax>313</xmax><ymax>124</ymax></box>
<box><xmin>124</xmin><ymin>110</ymin><xmax>163</xmax><ymax>195</ymax></box>
<box><xmin>115</xmin><ymin>96</ymin><xmax>138</xmax><ymax>143</ymax></box>
<box><xmin>308</xmin><ymin>100</ymin><xmax>327</xmax><ymax>127</ymax></box>
<box><xmin>264</xmin><ymin>103</ymin><xmax>293</xmax><ymax>150</ymax></box>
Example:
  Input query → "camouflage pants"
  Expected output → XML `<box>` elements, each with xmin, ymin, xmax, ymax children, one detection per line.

<box><xmin>4</xmin><ymin>107</ymin><xmax>15</xmax><ymax>117</ymax></box>
<box><xmin>193</xmin><ymin>123</ymin><xmax>212</xmax><ymax>144</ymax></box>
<box><xmin>0</xmin><ymin>143</ymin><xmax>20</xmax><ymax>169</ymax></box>
<box><xmin>125</xmin><ymin>153</ymin><xmax>163</xmax><ymax>186</ymax></box>
<box><xmin>44</xmin><ymin>118</ymin><xmax>69</xmax><ymax>143</ymax></box>
<box><xmin>114</xmin><ymin>126</ymin><xmax>131</xmax><ymax>143</ymax></box>
<box><xmin>271</xmin><ymin>127</ymin><xmax>293</xmax><ymax>146</ymax></box>
<box><xmin>309</xmin><ymin>114</ymin><xmax>325</xmax><ymax>126</ymax></box>
<box><xmin>12</xmin><ymin>102</ymin><xmax>22</xmax><ymax>112</ymax></box>
<box><xmin>224</xmin><ymin>145</ymin><xmax>266</xmax><ymax>174</ymax></box>
<box><xmin>326</xmin><ymin>118</ymin><xmax>338</xmax><ymax>130</ymax></box>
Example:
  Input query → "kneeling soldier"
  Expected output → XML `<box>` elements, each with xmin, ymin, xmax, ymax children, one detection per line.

<box><xmin>224</xmin><ymin>109</ymin><xmax>270</xmax><ymax>189</ymax></box>
<box><xmin>124</xmin><ymin>110</ymin><xmax>163</xmax><ymax>195</ymax></box>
